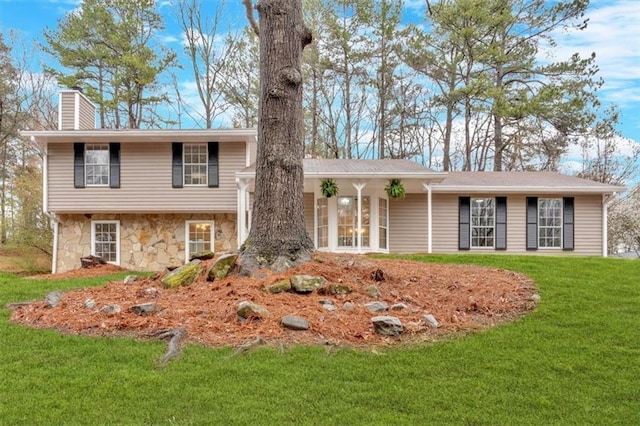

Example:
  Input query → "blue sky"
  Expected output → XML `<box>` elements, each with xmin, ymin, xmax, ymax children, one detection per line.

<box><xmin>0</xmin><ymin>0</ymin><xmax>639</xmax><ymax>146</ymax></box>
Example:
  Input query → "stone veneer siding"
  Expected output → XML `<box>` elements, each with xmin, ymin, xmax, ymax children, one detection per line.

<box><xmin>56</xmin><ymin>213</ymin><xmax>237</xmax><ymax>273</ymax></box>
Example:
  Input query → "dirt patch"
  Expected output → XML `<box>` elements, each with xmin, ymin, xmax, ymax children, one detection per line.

<box><xmin>10</xmin><ymin>253</ymin><xmax>538</xmax><ymax>349</ymax></box>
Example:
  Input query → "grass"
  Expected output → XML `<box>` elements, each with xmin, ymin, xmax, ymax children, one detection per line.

<box><xmin>0</xmin><ymin>255</ymin><xmax>638</xmax><ymax>425</ymax></box>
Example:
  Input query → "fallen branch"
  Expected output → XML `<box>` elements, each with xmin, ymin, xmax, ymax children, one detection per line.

<box><xmin>153</xmin><ymin>328</ymin><xmax>187</xmax><ymax>365</ymax></box>
<box><xmin>5</xmin><ymin>300</ymin><xmax>37</xmax><ymax>309</ymax></box>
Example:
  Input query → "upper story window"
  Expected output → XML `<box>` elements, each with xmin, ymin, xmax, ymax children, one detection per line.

<box><xmin>183</xmin><ymin>143</ymin><xmax>208</xmax><ymax>186</ymax></box>
<box><xmin>172</xmin><ymin>142</ymin><xmax>219</xmax><ymax>188</ymax></box>
<box><xmin>73</xmin><ymin>142</ymin><xmax>120</xmax><ymax>189</ymax></box>
<box><xmin>85</xmin><ymin>144</ymin><xmax>109</xmax><ymax>186</ymax></box>
<box><xmin>538</xmin><ymin>198</ymin><xmax>562</xmax><ymax>248</ymax></box>
<box><xmin>471</xmin><ymin>198</ymin><xmax>494</xmax><ymax>248</ymax></box>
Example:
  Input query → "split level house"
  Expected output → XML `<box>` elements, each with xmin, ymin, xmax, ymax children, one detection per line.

<box><xmin>22</xmin><ymin>90</ymin><xmax>625</xmax><ymax>273</ymax></box>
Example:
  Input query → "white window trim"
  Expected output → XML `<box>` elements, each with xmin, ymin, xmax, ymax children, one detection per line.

<box><xmin>90</xmin><ymin>220</ymin><xmax>120</xmax><ymax>265</ymax></box>
<box><xmin>85</xmin><ymin>144</ymin><xmax>110</xmax><ymax>187</ymax></box>
<box><xmin>470</xmin><ymin>197</ymin><xmax>495</xmax><ymax>249</ymax></box>
<box><xmin>185</xmin><ymin>220</ymin><xmax>215</xmax><ymax>262</ymax></box>
<box><xmin>183</xmin><ymin>143</ymin><xmax>208</xmax><ymax>186</ymax></box>
<box><xmin>538</xmin><ymin>198</ymin><xmax>563</xmax><ymax>250</ymax></box>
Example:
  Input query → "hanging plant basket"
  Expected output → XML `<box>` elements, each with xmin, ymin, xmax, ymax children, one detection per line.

<box><xmin>385</xmin><ymin>178</ymin><xmax>406</xmax><ymax>199</ymax></box>
<box><xmin>320</xmin><ymin>178</ymin><xmax>339</xmax><ymax>198</ymax></box>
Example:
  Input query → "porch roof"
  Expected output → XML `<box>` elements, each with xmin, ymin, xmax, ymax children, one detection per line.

<box><xmin>237</xmin><ymin>158</ymin><xmax>447</xmax><ymax>181</ymax></box>
<box><xmin>434</xmin><ymin>171</ymin><xmax>625</xmax><ymax>194</ymax></box>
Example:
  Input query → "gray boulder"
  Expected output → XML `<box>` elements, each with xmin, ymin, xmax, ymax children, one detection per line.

<box><xmin>130</xmin><ymin>302</ymin><xmax>158</xmax><ymax>316</ymax></box>
<box><xmin>123</xmin><ymin>275</ymin><xmax>141</xmax><ymax>285</ymax></box>
<box><xmin>281</xmin><ymin>315</ymin><xmax>309</xmax><ymax>330</ymax></box>
<box><xmin>162</xmin><ymin>260</ymin><xmax>202</xmax><ymax>288</ymax></box>
<box><xmin>45</xmin><ymin>291</ymin><xmax>63</xmax><ymax>308</ymax></box>
<box><xmin>101</xmin><ymin>304</ymin><xmax>121</xmax><ymax>314</ymax></box>
<box><xmin>422</xmin><ymin>314</ymin><xmax>440</xmax><ymax>328</ymax></box>
<box><xmin>237</xmin><ymin>301</ymin><xmax>269</xmax><ymax>319</ymax></box>
<box><xmin>207</xmin><ymin>253</ymin><xmax>238</xmax><ymax>281</ymax></box>
<box><xmin>365</xmin><ymin>285</ymin><xmax>382</xmax><ymax>298</ymax></box>
<box><xmin>290</xmin><ymin>275</ymin><xmax>328</xmax><ymax>294</ymax></box>
<box><xmin>364</xmin><ymin>301</ymin><xmax>388</xmax><ymax>313</ymax></box>
<box><xmin>372</xmin><ymin>315</ymin><xmax>404</xmax><ymax>337</ymax></box>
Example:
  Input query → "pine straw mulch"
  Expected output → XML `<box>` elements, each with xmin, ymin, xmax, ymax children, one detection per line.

<box><xmin>9</xmin><ymin>253</ymin><xmax>539</xmax><ymax>350</ymax></box>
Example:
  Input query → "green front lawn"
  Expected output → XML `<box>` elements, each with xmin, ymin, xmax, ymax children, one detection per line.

<box><xmin>1</xmin><ymin>255</ymin><xmax>638</xmax><ymax>425</ymax></box>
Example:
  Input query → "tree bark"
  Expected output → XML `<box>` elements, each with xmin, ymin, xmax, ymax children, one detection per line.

<box><xmin>239</xmin><ymin>0</ymin><xmax>314</xmax><ymax>271</ymax></box>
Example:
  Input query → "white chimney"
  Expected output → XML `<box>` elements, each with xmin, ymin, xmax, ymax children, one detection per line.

<box><xmin>58</xmin><ymin>88</ymin><xmax>96</xmax><ymax>130</ymax></box>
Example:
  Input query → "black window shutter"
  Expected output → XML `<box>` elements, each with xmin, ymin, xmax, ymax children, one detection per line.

<box><xmin>458</xmin><ymin>197</ymin><xmax>471</xmax><ymax>250</ymax></box>
<box><xmin>109</xmin><ymin>143</ymin><xmax>120</xmax><ymax>188</ymax></box>
<box><xmin>207</xmin><ymin>141</ymin><xmax>219</xmax><ymax>188</ymax></box>
<box><xmin>73</xmin><ymin>142</ymin><xmax>85</xmax><ymax>188</ymax></box>
<box><xmin>526</xmin><ymin>197</ymin><xmax>538</xmax><ymax>250</ymax></box>
<box><xmin>172</xmin><ymin>142</ymin><xmax>183</xmax><ymax>188</ymax></box>
<box><xmin>495</xmin><ymin>197</ymin><xmax>507</xmax><ymax>250</ymax></box>
<box><xmin>563</xmin><ymin>197</ymin><xmax>575</xmax><ymax>251</ymax></box>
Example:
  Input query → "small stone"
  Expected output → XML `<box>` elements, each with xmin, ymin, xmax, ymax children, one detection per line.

<box><xmin>144</xmin><ymin>287</ymin><xmax>158</xmax><ymax>297</ymax></box>
<box><xmin>190</xmin><ymin>250</ymin><xmax>215</xmax><ymax>261</ymax></box>
<box><xmin>45</xmin><ymin>291</ymin><xmax>63</xmax><ymax>308</ymax></box>
<box><xmin>291</xmin><ymin>275</ymin><xmax>328</xmax><ymax>294</ymax></box>
<box><xmin>365</xmin><ymin>285</ymin><xmax>382</xmax><ymax>298</ymax></box>
<box><xmin>123</xmin><ymin>275</ymin><xmax>141</xmax><ymax>285</ymax></box>
<box><xmin>84</xmin><ymin>299</ymin><xmax>96</xmax><ymax>309</ymax></box>
<box><xmin>237</xmin><ymin>301</ymin><xmax>269</xmax><ymax>319</ymax></box>
<box><xmin>390</xmin><ymin>303</ymin><xmax>408</xmax><ymax>311</ymax></box>
<box><xmin>364</xmin><ymin>301</ymin><xmax>388</xmax><ymax>313</ymax></box>
<box><xmin>281</xmin><ymin>315</ymin><xmax>309</xmax><ymax>330</ymax></box>
<box><xmin>266</xmin><ymin>279</ymin><xmax>291</xmax><ymax>294</ymax></box>
<box><xmin>101</xmin><ymin>304</ymin><xmax>121</xmax><ymax>314</ymax></box>
<box><xmin>130</xmin><ymin>302</ymin><xmax>157</xmax><ymax>316</ymax></box>
<box><xmin>372</xmin><ymin>315</ymin><xmax>404</xmax><ymax>337</ymax></box>
<box><xmin>206</xmin><ymin>254</ymin><xmax>238</xmax><ymax>281</ymax></box>
<box><xmin>422</xmin><ymin>314</ymin><xmax>440</xmax><ymax>328</ymax></box>
<box><xmin>530</xmin><ymin>294</ymin><xmax>541</xmax><ymax>303</ymax></box>
<box><xmin>342</xmin><ymin>302</ymin><xmax>355</xmax><ymax>311</ymax></box>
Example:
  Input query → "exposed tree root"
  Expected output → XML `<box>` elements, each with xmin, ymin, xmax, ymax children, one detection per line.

<box><xmin>229</xmin><ymin>336</ymin><xmax>266</xmax><ymax>357</ymax></box>
<box><xmin>153</xmin><ymin>328</ymin><xmax>187</xmax><ymax>365</ymax></box>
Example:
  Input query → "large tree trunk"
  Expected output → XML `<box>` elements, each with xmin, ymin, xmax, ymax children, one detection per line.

<box><xmin>239</xmin><ymin>0</ymin><xmax>314</xmax><ymax>272</ymax></box>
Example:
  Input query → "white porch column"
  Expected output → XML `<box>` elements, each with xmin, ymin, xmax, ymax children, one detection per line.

<box><xmin>352</xmin><ymin>182</ymin><xmax>367</xmax><ymax>254</ymax></box>
<box><xmin>422</xmin><ymin>182</ymin><xmax>433</xmax><ymax>254</ymax></box>
<box><xmin>236</xmin><ymin>178</ymin><xmax>249</xmax><ymax>246</ymax></box>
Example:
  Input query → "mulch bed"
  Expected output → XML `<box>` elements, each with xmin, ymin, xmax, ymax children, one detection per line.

<box><xmin>10</xmin><ymin>253</ymin><xmax>539</xmax><ymax>349</ymax></box>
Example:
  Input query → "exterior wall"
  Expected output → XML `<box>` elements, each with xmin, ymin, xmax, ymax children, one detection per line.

<box><xmin>56</xmin><ymin>213</ymin><xmax>238</xmax><ymax>273</ymax></box>
<box><xmin>47</xmin><ymin>141</ymin><xmax>246</xmax><ymax>213</ymax></box>
<box><xmin>389</xmin><ymin>193</ymin><xmax>429</xmax><ymax>253</ymax></box>
<box><xmin>431</xmin><ymin>193</ymin><xmax>604</xmax><ymax>256</ymax></box>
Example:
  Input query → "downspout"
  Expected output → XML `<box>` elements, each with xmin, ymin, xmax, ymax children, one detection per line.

<box><xmin>422</xmin><ymin>183</ymin><xmax>433</xmax><ymax>254</ymax></box>
<box><xmin>602</xmin><ymin>193</ymin><xmax>616</xmax><ymax>257</ymax></box>
<box><xmin>38</xmin><ymin>137</ymin><xmax>58</xmax><ymax>274</ymax></box>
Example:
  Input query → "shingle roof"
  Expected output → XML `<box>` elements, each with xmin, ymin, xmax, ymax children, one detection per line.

<box><xmin>434</xmin><ymin>171</ymin><xmax>625</xmax><ymax>193</ymax></box>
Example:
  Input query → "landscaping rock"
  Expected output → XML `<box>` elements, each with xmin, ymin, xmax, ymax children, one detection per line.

<box><xmin>364</xmin><ymin>301</ymin><xmax>388</xmax><ymax>313</ymax></box>
<box><xmin>266</xmin><ymin>279</ymin><xmax>291</xmax><ymax>294</ymax></box>
<box><xmin>206</xmin><ymin>254</ymin><xmax>238</xmax><ymax>281</ymax></box>
<box><xmin>281</xmin><ymin>315</ymin><xmax>309</xmax><ymax>330</ymax></box>
<box><xmin>130</xmin><ymin>302</ymin><xmax>158</xmax><ymax>316</ymax></box>
<box><xmin>101</xmin><ymin>304</ymin><xmax>121</xmax><ymax>314</ymax></box>
<box><xmin>319</xmin><ymin>300</ymin><xmax>337</xmax><ymax>311</ymax></box>
<box><xmin>365</xmin><ymin>285</ymin><xmax>382</xmax><ymax>298</ymax></box>
<box><xmin>162</xmin><ymin>260</ymin><xmax>202</xmax><ymax>288</ymax></box>
<box><xmin>45</xmin><ymin>291</ymin><xmax>63</xmax><ymax>308</ymax></box>
<box><xmin>371</xmin><ymin>315</ymin><xmax>404</xmax><ymax>337</ymax></box>
<box><xmin>123</xmin><ymin>275</ymin><xmax>141</xmax><ymax>285</ymax></box>
<box><xmin>390</xmin><ymin>303</ymin><xmax>408</xmax><ymax>311</ymax></box>
<box><xmin>317</xmin><ymin>283</ymin><xmax>353</xmax><ymax>295</ymax></box>
<box><xmin>190</xmin><ymin>250</ymin><xmax>215</xmax><ymax>261</ymax></box>
<box><xmin>237</xmin><ymin>301</ymin><xmax>269</xmax><ymax>319</ymax></box>
<box><xmin>342</xmin><ymin>302</ymin><xmax>355</xmax><ymax>311</ymax></box>
<box><xmin>291</xmin><ymin>275</ymin><xmax>328</xmax><ymax>294</ymax></box>
<box><xmin>530</xmin><ymin>294</ymin><xmax>541</xmax><ymax>303</ymax></box>
<box><xmin>422</xmin><ymin>314</ymin><xmax>440</xmax><ymax>328</ymax></box>
<box><xmin>84</xmin><ymin>298</ymin><xmax>96</xmax><ymax>309</ymax></box>
<box><xmin>144</xmin><ymin>287</ymin><xmax>158</xmax><ymax>297</ymax></box>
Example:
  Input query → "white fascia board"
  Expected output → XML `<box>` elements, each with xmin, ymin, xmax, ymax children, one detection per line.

<box><xmin>19</xmin><ymin>128</ymin><xmax>258</xmax><ymax>143</ymax></box>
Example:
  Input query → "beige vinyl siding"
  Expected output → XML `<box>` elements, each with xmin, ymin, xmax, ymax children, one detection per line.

<box><xmin>78</xmin><ymin>95</ymin><xmax>95</xmax><ymax>129</ymax></box>
<box><xmin>389</xmin><ymin>193</ymin><xmax>428</xmax><ymax>253</ymax></box>
<box><xmin>431</xmin><ymin>193</ymin><xmax>604</xmax><ymax>256</ymax></box>
<box><xmin>47</xmin><ymin>141</ymin><xmax>245</xmax><ymax>213</ymax></box>
<box><xmin>303</xmin><ymin>193</ymin><xmax>315</xmax><ymax>246</ymax></box>
<box><xmin>59</xmin><ymin>92</ymin><xmax>76</xmax><ymax>130</ymax></box>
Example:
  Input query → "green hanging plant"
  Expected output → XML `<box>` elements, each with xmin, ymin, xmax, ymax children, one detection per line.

<box><xmin>385</xmin><ymin>178</ymin><xmax>406</xmax><ymax>199</ymax></box>
<box><xmin>320</xmin><ymin>178</ymin><xmax>339</xmax><ymax>198</ymax></box>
